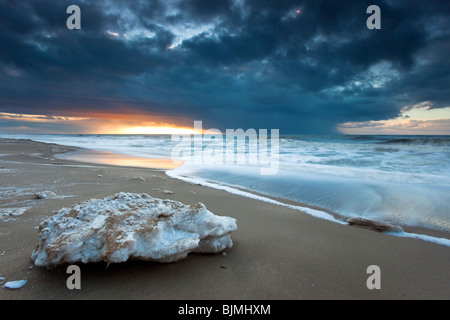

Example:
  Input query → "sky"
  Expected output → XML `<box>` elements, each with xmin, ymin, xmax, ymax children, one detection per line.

<box><xmin>0</xmin><ymin>0</ymin><xmax>449</xmax><ymax>135</ymax></box>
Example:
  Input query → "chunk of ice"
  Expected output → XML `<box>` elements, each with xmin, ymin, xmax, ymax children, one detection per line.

<box><xmin>4</xmin><ymin>280</ymin><xmax>27</xmax><ymax>289</ymax></box>
<box><xmin>32</xmin><ymin>193</ymin><xmax>237</xmax><ymax>267</ymax></box>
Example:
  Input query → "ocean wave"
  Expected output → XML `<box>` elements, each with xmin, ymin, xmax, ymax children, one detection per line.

<box><xmin>379</xmin><ymin>137</ymin><xmax>450</xmax><ymax>146</ymax></box>
<box><xmin>350</xmin><ymin>135</ymin><xmax>378</xmax><ymax>141</ymax></box>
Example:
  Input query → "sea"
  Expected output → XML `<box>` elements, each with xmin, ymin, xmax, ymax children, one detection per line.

<box><xmin>3</xmin><ymin>134</ymin><xmax>450</xmax><ymax>244</ymax></box>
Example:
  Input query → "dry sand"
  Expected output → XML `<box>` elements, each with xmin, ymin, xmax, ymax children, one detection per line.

<box><xmin>0</xmin><ymin>138</ymin><xmax>449</xmax><ymax>300</ymax></box>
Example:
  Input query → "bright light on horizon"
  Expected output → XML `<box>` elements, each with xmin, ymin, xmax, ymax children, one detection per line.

<box><xmin>119</xmin><ymin>126</ymin><xmax>201</xmax><ymax>135</ymax></box>
<box><xmin>338</xmin><ymin>105</ymin><xmax>450</xmax><ymax>135</ymax></box>
<box><xmin>0</xmin><ymin>111</ymin><xmax>203</xmax><ymax>135</ymax></box>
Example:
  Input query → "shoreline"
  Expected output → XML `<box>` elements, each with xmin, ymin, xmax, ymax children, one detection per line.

<box><xmin>0</xmin><ymin>138</ymin><xmax>449</xmax><ymax>299</ymax></box>
<box><xmin>55</xmin><ymin>139</ymin><xmax>450</xmax><ymax>244</ymax></box>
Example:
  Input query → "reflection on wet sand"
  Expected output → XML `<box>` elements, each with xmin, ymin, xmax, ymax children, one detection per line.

<box><xmin>58</xmin><ymin>149</ymin><xmax>183</xmax><ymax>169</ymax></box>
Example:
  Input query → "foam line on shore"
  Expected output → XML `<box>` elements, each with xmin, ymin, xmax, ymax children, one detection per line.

<box><xmin>166</xmin><ymin>170</ymin><xmax>345</xmax><ymax>224</ymax></box>
<box><xmin>166</xmin><ymin>170</ymin><xmax>450</xmax><ymax>248</ymax></box>
<box><xmin>394</xmin><ymin>231</ymin><xmax>450</xmax><ymax>247</ymax></box>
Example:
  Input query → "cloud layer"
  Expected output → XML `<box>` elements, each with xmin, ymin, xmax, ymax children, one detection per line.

<box><xmin>0</xmin><ymin>0</ymin><xmax>449</xmax><ymax>134</ymax></box>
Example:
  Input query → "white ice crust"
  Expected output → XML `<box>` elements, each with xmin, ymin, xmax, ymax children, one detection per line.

<box><xmin>31</xmin><ymin>193</ymin><xmax>237</xmax><ymax>267</ymax></box>
<box><xmin>4</xmin><ymin>280</ymin><xmax>27</xmax><ymax>289</ymax></box>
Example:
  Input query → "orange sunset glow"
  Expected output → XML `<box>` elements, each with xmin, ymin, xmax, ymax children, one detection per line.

<box><xmin>0</xmin><ymin>111</ymin><xmax>201</xmax><ymax>135</ymax></box>
<box><xmin>119</xmin><ymin>126</ymin><xmax>199</xmax><ymax>135</ymax></box>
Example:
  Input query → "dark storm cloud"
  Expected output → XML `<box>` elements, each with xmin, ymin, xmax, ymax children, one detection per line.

<box><xmin>180</xmin><ymin>0</ymin><xmax>235</xmax><ymax>19</ymax></box>
<box><xmin>0</xmin><ymin>0</ymin><xmax>449</xmax><ymax>133</ymax></box>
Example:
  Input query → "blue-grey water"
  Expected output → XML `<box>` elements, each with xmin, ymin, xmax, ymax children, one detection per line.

<box><xmin>3</xmin><ymin>134</ymin><xmax>450</xmax><ymax>234</ymax></box>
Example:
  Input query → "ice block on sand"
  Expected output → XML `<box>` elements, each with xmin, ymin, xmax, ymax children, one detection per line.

<box><xmin>32</xmin><ymin>192</ymin><xmax>237</xmax><ymax>267</ymax></box>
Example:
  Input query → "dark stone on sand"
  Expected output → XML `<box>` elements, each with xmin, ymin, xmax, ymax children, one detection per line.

<box><xmin>346</xmin><ymin>217</ymin><xmax>403</xmax><ymax>233</ymax></box>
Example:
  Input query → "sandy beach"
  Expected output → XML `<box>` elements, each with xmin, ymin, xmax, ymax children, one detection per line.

<box><xmin>0</xmin><ymin>138</ymin><xmax>449</xmax><ymax>300</ymax></box>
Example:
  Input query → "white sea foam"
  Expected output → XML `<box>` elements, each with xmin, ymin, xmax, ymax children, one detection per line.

<box><xmin>389</xmin><ymin>231</ymin><xmax>450</xmax><ymax>247</ymax></box>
